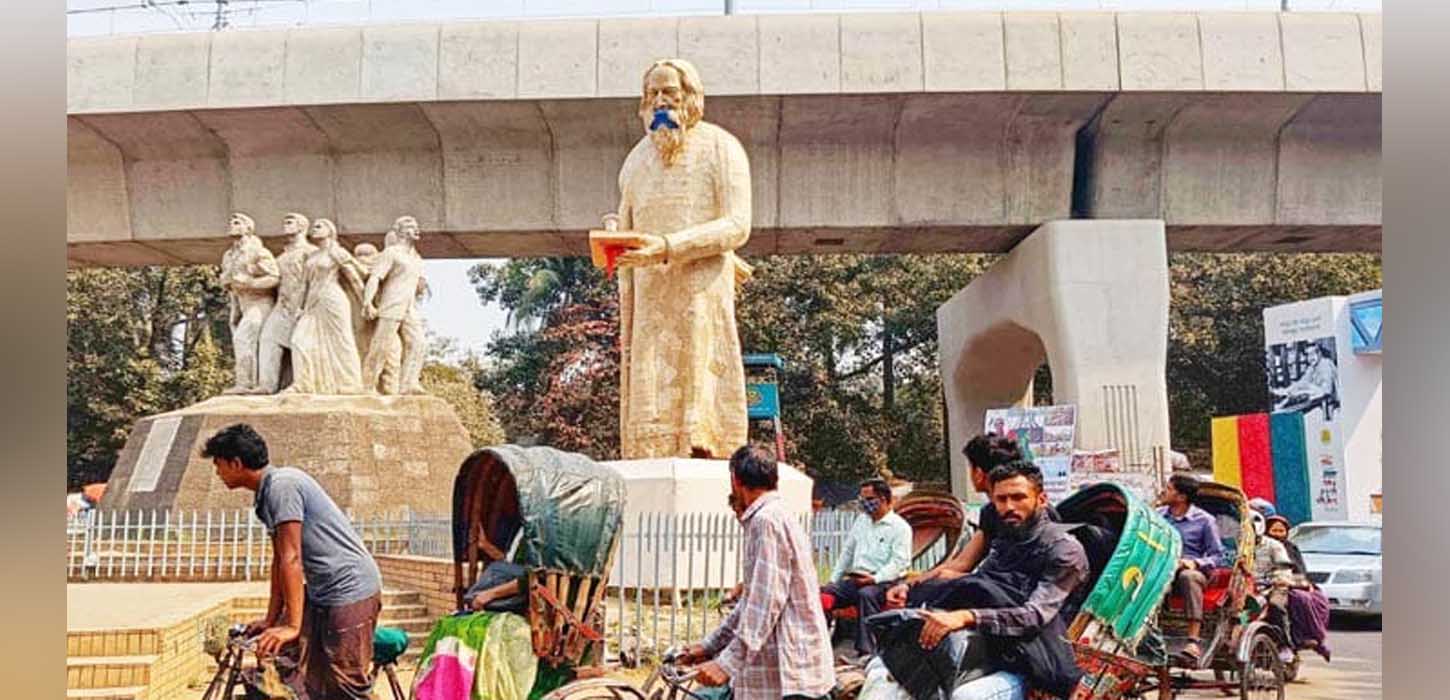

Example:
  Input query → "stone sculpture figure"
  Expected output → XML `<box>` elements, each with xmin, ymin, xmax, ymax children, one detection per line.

<box><xmin>219</xmin><ymin>212</ymin><xmax>280</xmax><ymax>395</ymax></box>
<box><xmin>283</xmin><ymin>218</ymin><xmax>367</xmax><ymax>395</ymax></box>
<box><xmin>609</xmin><ymin>59</ymin><xmax>752</xmax><ymax>459</ymax></box>
<box><xmin>362</xmin><ymin>216</ymin><xmax>428</xmax><ymax>395</ymax></box>
<box><xmin>256</xmin><ymin>213</ymin><xmax>318</xmax><ymax>394</ymax></box>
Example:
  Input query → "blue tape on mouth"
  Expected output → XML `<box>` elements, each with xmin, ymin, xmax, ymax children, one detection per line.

<box><xmin>649</xmin><ymin>109</ymin><xmax>680</xmax><ymax>131</ymax></box>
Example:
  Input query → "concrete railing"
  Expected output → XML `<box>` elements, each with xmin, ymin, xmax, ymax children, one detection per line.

<box><xmin>67</xmin><ymin>0</ymin><xmax>1382</xmax><ymax>40</ymax></box>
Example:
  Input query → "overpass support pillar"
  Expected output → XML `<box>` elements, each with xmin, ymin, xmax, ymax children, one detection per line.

<box><xmin>937</xmin><ymin>220</ymin><xmax>1171</xmax><ymax>500</ymax></box>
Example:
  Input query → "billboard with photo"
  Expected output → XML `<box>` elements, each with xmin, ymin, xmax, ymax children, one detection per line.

<box><xmin>1264</xmin><ymin>299</ymin><xmax>1348</xmax><ymax>521</ymax></box>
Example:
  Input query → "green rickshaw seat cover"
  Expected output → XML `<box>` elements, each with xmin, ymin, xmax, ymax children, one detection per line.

<box><xmin>1059</xmin><ymin>483</ymin><xmax>1184</xmax><ymax>646</ymax></box>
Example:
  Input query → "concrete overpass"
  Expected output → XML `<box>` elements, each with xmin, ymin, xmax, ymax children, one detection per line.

<box><xmin>67</xmin><ymin>11</ymin><xmax>1381</xmax><ymax>266</ymax></box>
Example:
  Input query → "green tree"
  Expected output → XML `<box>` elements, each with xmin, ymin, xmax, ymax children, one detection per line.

<box><xmin>1167</xmin><ymin>252</ymin><xmax>1382</xmax><ymax>464</ymax></box>
<box><xmin>67</xmin><ymin>266</ymin><xmax>233</xmax><ymax>487</ymax></box>
<box><xmin>422</xmin><ymin>335</ymin><xmax>507</xmax><ymax>448</ymax></box>
<box><xmin>470</xmin><ymin>254</ymin><xmax>993</xmax><ymax>484</ymax></box>
<box><xmin>470</xmin><ymin>258</ymin><xmax>622</xmax><ymax>457</ymax></box>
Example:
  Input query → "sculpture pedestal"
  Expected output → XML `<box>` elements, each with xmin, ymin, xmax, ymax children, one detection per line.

<box><xmin>100</xmin><ymin>394</ymin><xmax>471</xmax><ymax>516</ymax></box>
<box><xmin>602</xmin><ymin>458</ymin><xmax>814</xmax><ymax>589</ymax></box>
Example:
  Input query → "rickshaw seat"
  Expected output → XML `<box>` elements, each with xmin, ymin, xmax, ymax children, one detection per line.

<box><xmin>1165</xmin><ymin>567</ymin><xmax>1234</xmax><ymax>614</ymax></box>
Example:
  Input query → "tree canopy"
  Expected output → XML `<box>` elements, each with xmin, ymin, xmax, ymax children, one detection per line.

<box><xmin>66</xmin><ymin>266</ymin><xmax>233</xmax><ymax>488</ymax></box>
<box><xmin>469</xmin><ymin>251</ymin><xmax>1381</xmax><ymax>485</ymax></box>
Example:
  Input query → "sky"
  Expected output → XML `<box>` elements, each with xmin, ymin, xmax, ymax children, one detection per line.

<box><xmin>68</xmin><ymin>0</ymin><xmax>1378</xmax><ymax>355</ymax></box>
<box><xmin>417</xmin><ymin>259</ymin><xmax>510</xmax><ymax>358</ymax></box>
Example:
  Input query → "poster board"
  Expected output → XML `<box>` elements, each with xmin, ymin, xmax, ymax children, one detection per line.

<box><xmin>984</xmin><ymin>405</ymin><xmax>1077</xmax><ymax>502</ymax></box>
<box><xmin>1264</xmin><ymin>299</ymin><xmax>1348</xmax><ymax>521</ymax></box>
<box><xmin>1070</xmin><ymin>449</ymin><xmax>1160</xmax><ymax>504</ymax></box>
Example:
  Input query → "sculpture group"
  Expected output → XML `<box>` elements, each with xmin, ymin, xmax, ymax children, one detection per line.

<box><xmin>220</xmin><ymin>212</ymin><xmax>428</xmax><ymax>396</ymax></box>
<box><xmin>216</xmin><ymin>58</ymin><xmax>752</xmax><ymax>461</ymax></box>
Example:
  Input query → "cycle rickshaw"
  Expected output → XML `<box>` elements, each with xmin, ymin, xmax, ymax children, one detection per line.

<box><xmin>434</xmin><ymin>445</ymin><xmax>640</xmax><ymax>699</ymax></box>
<box><xmin>1064</xmin><ymin>481</ymin><xmax>1290</xmax><ymax>700</ymax></box>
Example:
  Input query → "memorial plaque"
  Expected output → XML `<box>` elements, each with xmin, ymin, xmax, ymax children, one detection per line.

<box><xmin>128</xmin><ymin>415</ymin><xmax>182</xmax><ymax>493</ymax></box>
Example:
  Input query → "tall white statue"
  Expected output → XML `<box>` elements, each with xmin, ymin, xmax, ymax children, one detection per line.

<box><xmin>362</xmin><ymin>216</ymin><xmax>429</xmax><ymax>395</ymax></box>
<box><xmin>283</xmin><ymin>218</ymin><xmax>367</xmax><ymax>395</ymax></box>
<box><xmin>219</xmin><ymin>212</ymin><xmax>279</xmax><ymax>395</ymax></box>
<box><xmin>608</xmin><ymin>59</ymin><xmax>752</xmax><ymax>459</ymax></box>
<box><xmin>256</xmin><ymin>212</ymin><xmax>317</xmax><ymax>394</ymax></box>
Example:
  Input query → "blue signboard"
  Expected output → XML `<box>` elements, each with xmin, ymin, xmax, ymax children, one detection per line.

<box><xmin>747</xmin><ymin>383</ymin><xmax>781</xmax><ymax>420</ymax></box>
<box><xmin>1349</xmin><ymin>296</ymin><xmax>1382</xmax><ymax>354</ymax></box>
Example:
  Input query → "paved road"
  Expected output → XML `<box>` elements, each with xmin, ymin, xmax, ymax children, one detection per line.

<box><xmin>1284</xmin><ymin>615</ymin><xmax>1382</xmax><ymax>700</ymax></box>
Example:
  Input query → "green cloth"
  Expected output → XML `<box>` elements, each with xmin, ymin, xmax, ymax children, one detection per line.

<box><xmin>415</xmin><ymin>612</ymin><xmax>539</xmax><ymax>700</ymax></box>
<box><xmin>1062</xmin><ymin>483</ymin><xmax>1185</xmax><ymax>646</ymax></box>
<box><xmin>526</xmin><ymin>663</ymin><xmax>575</xmax><ymax>700</ymax></box>
<box><xmin>829</xmin><ymin>511</ymin><xmax>913</xmax><ymax>583</ymax></box>
<box><xmin>373</xmin><ymin>626</ymin><xmax>409</xmax><ymax>665</ymax></box>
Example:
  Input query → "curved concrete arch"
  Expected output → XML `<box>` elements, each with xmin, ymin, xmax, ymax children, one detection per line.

<box><xmin>938</xmin><ymin>219</ymin><xmax>1170</xmax><ymax>499</ymax></box>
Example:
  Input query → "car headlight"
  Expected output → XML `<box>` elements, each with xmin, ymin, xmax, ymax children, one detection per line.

<box><xmin>1333</xmin><ymin>569</ymin><xmax>1376</xmax><ymax>584</ymax></box>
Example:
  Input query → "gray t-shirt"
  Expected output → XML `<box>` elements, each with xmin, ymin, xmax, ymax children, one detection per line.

<box><xmin>254</xmin><ymin>466</ymin><xmax>382</xmax><ymax>606</ymax></box>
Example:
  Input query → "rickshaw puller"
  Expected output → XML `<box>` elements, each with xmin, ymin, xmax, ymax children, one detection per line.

<box><xmin>206</xmin><ymin>423</ymin><xmax>384</xmax><ymax>700</ymax></box>
<box><xmin>679</xmin><ymin>445</ymin><xmax>835</xmax><ymax>699</ymax></box>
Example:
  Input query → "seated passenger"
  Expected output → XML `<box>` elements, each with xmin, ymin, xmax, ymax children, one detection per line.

<box><xmin>821</xmin><ymin>478</ymin><xmax>912</xmax><ymax>657</ymax></box>
<box><xmin>1155</xmin><ymin>474</ymin><xmax>1225</xmax><ymax>662</ymax></box>
<box><xmin>906</xmin><ymin>461</ymin><xmax>1089</xmax><ymax>699</ymax></box>
<box><xmin>883</xmin><ymin>434</ymin><xmax>1060</xmax><ymax>612</ymax></box>
<box><xmin>461</xmin><ymin>530</ymin><xmax>528</xmax><ymax>613</ymax></box>
<box><xmin>1265</xmin><ymin>515</ymin><xmax>1332</xmax><ymax>662</ymax></box>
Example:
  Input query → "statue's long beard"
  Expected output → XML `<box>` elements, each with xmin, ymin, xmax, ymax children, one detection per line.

<box><xmin>649</xmin><ymin>122</ymin><xmax>688</xmax><ymax>167</ymax></box>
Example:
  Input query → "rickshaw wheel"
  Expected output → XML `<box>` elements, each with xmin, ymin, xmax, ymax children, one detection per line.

<box><xmin>1238</xmin><ymin>632</ymin><xmax>1285</xmax><ymax>700</ymax></box>
<box><xmin>540</xmin><ymin>678</ymin><xmax>650</xmax><ymax>700</ymax></box>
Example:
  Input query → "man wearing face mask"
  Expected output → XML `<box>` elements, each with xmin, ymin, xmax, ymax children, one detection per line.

<box><xmin>678</xmin><ymin>445</ymin><xmax>835</xmax><ymax>699</ymax></box>
<box><xmin>912</xmin><ymin>461</ymin><xmax>1088</xmax><ymax>699</ymax></box>
<box><xmin>820</xmin><ymin>478</ymin><xmax>912</xmax><ymax>658</ymax></box>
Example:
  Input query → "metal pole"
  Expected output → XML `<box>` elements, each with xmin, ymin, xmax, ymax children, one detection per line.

<box><xmin>724</xmin><ymin>0</ymin><xmax>736</xmax><ymax>15</ymax></box>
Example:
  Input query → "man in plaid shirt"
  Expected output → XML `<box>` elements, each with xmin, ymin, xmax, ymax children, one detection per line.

<box><xmin>682</xmin><ymin>444</ymin><xmax>836</xmax><ymax>699</ymax></box>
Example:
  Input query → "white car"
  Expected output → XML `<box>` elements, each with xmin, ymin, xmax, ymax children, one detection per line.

<box><xmin>1290</xmin><ymin>521</ymin><xmax>1382</xmax><ymax>617</ymax></box>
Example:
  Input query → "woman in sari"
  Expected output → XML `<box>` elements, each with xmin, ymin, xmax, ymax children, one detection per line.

<box><xmin>285</xmin><ymin>218</ymin><xmax>367</xmax><ymax>395</ymax></box>
<box><xmin>1266</xmin><ymin>515</ymin><xmax>1333</xmax><ymax>662</ymax></box>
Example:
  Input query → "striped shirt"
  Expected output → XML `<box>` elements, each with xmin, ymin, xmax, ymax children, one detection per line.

<box><xmin>702</xmin><ymin>492</ymin><xmax>835</xmax><ymax>699</ymax></box>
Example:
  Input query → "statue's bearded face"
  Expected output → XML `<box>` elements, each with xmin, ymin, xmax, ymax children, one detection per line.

<box><xmin>640</xmin><ymin>65</ymin><xmax>698</xmax><ymax>167</ymax></box>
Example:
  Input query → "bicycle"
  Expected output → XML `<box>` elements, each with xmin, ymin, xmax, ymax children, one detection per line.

<box><xmin>200</xmin><ymin>624</ymin><xmax>255</xmax><ymax>700</ymax></box>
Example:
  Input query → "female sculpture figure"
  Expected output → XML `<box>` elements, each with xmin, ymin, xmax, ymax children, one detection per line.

<box><xmin>284</xmin><ymin>218</ymin><xmax>367</xmax><ymax>395</ymax></box>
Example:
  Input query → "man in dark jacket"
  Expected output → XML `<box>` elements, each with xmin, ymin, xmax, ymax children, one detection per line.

<box><xmin>913</xmin><ymin>461</ymin><xmax>1088</xmax><ymax>699</ymax></box>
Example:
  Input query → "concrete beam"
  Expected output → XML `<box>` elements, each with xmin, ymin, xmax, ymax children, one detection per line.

<box><xmin>65</xmin><ymin>12</ymin><xmax>1382</xmax><ymax>265</ymax></box>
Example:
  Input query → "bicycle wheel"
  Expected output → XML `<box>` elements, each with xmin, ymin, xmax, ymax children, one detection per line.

<box><xmin>1238</xmin><ymin>633</ymin><xmax>1285</xmax><ymax>700</ymax></box>
<box><xmin>541</xmin><ymin>678</ymin><xmax>650</xmax><ymax>700</ymax></box>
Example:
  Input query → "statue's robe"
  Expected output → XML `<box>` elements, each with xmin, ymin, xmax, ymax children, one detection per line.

<box><xmin>616</xmin><ymin>121</ymin><xmax>752</xmax><ymax>460</ymax></box>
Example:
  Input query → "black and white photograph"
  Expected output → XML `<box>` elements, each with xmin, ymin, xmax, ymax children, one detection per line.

<box><xmin>1267</xmin><ymin>337</ymin><xmax>1342</xmax><ymax>420</ymax></box>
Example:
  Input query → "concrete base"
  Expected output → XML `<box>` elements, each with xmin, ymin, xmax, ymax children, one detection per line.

<box><xmin>602</xmin><ymin>458</ymin><xmax>813</xmax><ymax>589</ymax></box>
<box><xmin>937</xmin><ymin>219</ymin><xmax>1171</xmax><ymax>499</ymax></box>
<box><xmin>100</xmin><ymin>394</ymin><xmax>472</xmax><ymax>516</ymax></box>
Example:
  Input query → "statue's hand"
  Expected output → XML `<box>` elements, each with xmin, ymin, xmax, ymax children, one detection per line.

<box><xmin>616</xmin><ymin>234</ymin><xmax>668</xmax><ymax>268</ymax></box>
<box><xmin>363</xmin><ymin>304</ymin><xmax>379</xmax><ymax>321</ymax></box>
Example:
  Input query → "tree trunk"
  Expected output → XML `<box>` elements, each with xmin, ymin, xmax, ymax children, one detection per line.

<box><xmin>882</xmin><ymin>315</ymin><xmax>895</xmax><ymax>413</ymax></box>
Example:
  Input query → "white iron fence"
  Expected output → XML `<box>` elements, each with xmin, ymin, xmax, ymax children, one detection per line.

<box><xmin>66</xmin><ymin>507</ymin><xmax>960</xmax><ymax>660</ymax></box>
<box><xmin>65</xmin><ymin>509</ymin><xmax>452</xmax><ymax>581</ymax></box>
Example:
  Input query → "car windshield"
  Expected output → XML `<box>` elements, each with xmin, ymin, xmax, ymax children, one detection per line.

<box><xmin>1291</xmin><ymin>526</ymin><xmax>1381</xmax><ymax>555</ymax></box>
